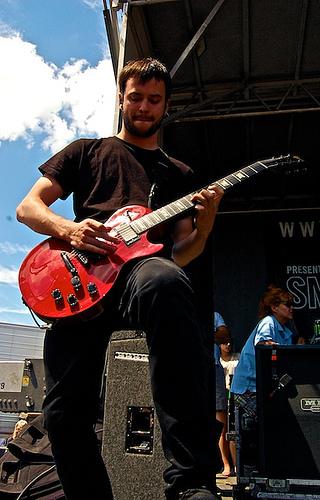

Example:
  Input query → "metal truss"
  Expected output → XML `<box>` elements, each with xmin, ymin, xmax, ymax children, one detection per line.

<box><xmin>166</xmin><ymin>77</ymin><xmax>320</xmax><ymax>123</ymax></box>
<box><xmin>102</xmin><ymin>0</ymin><xmax>320</xmax><ymax>124</ymax></box>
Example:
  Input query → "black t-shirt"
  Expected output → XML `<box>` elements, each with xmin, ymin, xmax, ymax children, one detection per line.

<box><xmin>39</xmin><ymin>136</ymin><xmax>194</xmax><ymax>223</ymax></box>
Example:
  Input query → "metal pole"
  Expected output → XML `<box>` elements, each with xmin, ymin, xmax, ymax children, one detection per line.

<box><xmin>170</xmin><ymin>0</ymin><xmax>227</xmax><ymax>77</ymax></box>
<box><xmin>112</xmin><ymin>1</ymin><xmax>129</xmax><ymax>134</ymax></box>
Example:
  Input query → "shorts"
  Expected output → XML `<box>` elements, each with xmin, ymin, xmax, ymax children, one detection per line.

<box><xmin>216</xmin><ymin>364</ymin><xmax>227</xmax><ymax>411</ymax></box>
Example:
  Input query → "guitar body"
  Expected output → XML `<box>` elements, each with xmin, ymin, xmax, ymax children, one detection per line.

<box><xmin>18</xmin><ymin>205</ymin><xmax>163</xmax><ymax>322</ymax></box>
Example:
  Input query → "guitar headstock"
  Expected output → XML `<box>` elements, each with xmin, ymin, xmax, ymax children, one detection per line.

<box><xmin>260</xmin><ymin>153</ymin><xmax>303</xmax><ymax>169</ymax></box>
<box><xmin>259</xmin><ymin>154</ymin><xmax>306</xmax><ymax>177</ymax></box>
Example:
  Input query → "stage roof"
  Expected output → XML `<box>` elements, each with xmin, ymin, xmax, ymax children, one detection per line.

<box><xmin>104</xmin><ymin>0</ymin><xmax>320</xmax><ymax>212</ymax></box>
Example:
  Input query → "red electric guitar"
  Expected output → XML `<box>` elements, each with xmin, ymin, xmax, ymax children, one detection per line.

<box><xmin>18</xmin><ymin>154</ymin><xmax>299</xmax><ymax>322</ymax></box>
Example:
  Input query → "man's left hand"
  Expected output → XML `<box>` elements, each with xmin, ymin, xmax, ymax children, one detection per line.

<box><xmin>191</xmin><ymin>185</ymin><xmax>224</xmax><ymax>236</ymax></box>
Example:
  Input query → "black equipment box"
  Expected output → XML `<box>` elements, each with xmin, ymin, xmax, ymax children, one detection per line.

<box><xmin>234</xmin><ymin>345</ymin><xmax>320</xmax><ymax>499</ymax></box>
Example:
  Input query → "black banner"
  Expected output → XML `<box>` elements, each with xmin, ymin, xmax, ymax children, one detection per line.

<box><xmin>267</xmin><ymin>210</ymin><xmax>320</xmax><ymax>340</ymax></box>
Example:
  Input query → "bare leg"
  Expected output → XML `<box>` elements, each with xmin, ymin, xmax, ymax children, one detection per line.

<box><xmin>229</xmin><ymin>440</ymin><xmax>237</xmax><ymax>473</ymax></box>
<box><xmin>216</xmin><ymin>410</ymin><xmax>231</xmax><ymax>476</ymax></box>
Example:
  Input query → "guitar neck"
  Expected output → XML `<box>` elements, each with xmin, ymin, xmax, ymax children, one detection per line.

<box><xmin>130</xmin><ymin>157</ymin><xmax>285</xmax><ymax>235</ymax></box>
<box><xmin>214</xmin><ymin>160</ymin><xmax>270</xmax><ymax>191</ymax></box>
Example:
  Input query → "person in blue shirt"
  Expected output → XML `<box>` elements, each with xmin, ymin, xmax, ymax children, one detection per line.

<box><xmin>230</xmin><ymin>285</ymin><xmax>298</xmax><ymax>474</ymax></box>
<box><xmin>231</xmin><ymin>285</ymin><xmax>296</xmax><ymax>418</ymax></box>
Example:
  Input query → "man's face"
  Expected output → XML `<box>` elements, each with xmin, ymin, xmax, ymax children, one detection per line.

<box><xmin>120</xmin><ymin>77</ymin><xmax>168</xmax><ymax>138</ymax></box>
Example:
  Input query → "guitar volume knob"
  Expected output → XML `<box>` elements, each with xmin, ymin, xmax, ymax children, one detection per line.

<box><xmin>71</xmin><ymin>275</ymin><xmax>82</xmax><ymax>290</ymax></box>
<box><xmin>51</xmin><ymin>289</ymin><xmax>63</xmax><ymax>301</ymax></box>
<box><xmin>67</xmin><ymin>294</ymin><xmax>78</xmax><ymax>307</ymax></box>
<box><xmin>87</xmin><ymin>282</ymin><xmax>98</xmax><ymax>296</ymax></box>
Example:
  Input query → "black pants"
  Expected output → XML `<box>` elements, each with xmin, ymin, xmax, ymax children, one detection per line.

<box><xmin>43</xmin><ymin>257</ymin><xmax>217</xmax><ymax>499</ymax></box>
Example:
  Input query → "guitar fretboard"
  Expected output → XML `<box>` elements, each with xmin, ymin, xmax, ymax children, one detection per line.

<box><xmin>215</xmin><ymin>161</ymin><xmax>269</xmax><ymax>190</ymax></box>
<box><xmin>128</xmin><ymin>156</ymin><xmax>288</xmax><ymax>235</ymax></box>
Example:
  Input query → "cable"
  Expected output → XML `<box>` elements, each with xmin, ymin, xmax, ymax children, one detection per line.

<box><xmin>15</xmin><ymin>464</ymin><xmax>57</xmax><ymax>500</ymax></box>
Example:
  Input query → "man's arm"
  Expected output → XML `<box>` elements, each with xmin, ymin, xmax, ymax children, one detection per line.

<box><xmin>171</xmin><ymin>185</ymin><xmax>224</xmax><ymax>267</ymax></box>
<box><xmin>16</xmin><ymin>175</ymin><xmax>119</xmax><ymax>255</ymax></box>
<box><xmin>257</xmin><ymin>340</ymin><xmax>278</xmax><ymax>345</ymax></box>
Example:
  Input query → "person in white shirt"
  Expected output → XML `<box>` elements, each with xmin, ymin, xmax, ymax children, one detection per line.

<box><xmin>216</xmin><ymin>331</ymin><xmax>239</xmax><ymax>474</ymax></box>
<box><xmin>214</xmin><ymin>313</ymin><xmax>236</xmax><ymax>476</ymax></box>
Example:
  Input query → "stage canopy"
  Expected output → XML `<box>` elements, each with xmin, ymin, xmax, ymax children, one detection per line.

<box><xmin>104</xmin><ymin>0</ymin><xmax>320</xmax><ymax>213</ymax></box>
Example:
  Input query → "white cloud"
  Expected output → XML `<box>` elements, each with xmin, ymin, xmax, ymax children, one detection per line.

<box><xmin>0</xmin><ymin>265</ymin><xmax>18</xmax><ymax>285</ymax></box>
<box><xmin>0</xmin><ymin>242</ymin><xmax>31</xmax><ymax>255</ymax></box>
<box><xmin>0</xmin><ymin>306</ymin><xmax>29</xmax><ymax>316</ymax></box>
<box><xmin>0</xmin><ymin>32</ymin><xmax>116</xmax><ymax>153</ymax></box>
<box><xmin>81</xmin><ymin>0</ymin><xmax>102</xmax><ymax>8</ymax></box>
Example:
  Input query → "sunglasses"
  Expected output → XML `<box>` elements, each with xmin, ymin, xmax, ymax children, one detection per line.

<box><xmin>280</xmin><ymin>300</ymin><xmax>294</xmax><ymax>308</ymax></box>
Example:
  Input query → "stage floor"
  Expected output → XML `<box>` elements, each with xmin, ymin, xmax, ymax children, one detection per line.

<box><xmin>216</xmin><ymin>473</ymin><xmax>236</xmax><ymax>498</ymax></box>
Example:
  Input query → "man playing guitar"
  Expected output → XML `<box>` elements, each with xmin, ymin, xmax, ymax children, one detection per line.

<box><xmin>16</xmin><ymin>58</ymin><xmax>223</xmax><ymax>500</ymax></box>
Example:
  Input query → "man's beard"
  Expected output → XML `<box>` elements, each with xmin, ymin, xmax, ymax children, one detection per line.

<box><xmin>122</xmin><ymin>112</ymin><xmax>165</xmax><ymax>138</ymax></box>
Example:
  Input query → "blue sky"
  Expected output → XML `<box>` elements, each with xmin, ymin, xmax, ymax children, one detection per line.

<box><xmin>0</xmin><ymin>0</ymin><xmax>116</xmax><ymax>325</ymax></box>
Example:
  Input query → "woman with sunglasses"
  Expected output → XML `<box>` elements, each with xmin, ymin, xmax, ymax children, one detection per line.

<box><xmin>230</xmin><ymin>285</ymin><xmax>298</xmax><ymax>474</ymax></box>
<box><xmin>231</xmin><ymin>285</ymin><xmax>296</xmax><ymax>419</ymax></box>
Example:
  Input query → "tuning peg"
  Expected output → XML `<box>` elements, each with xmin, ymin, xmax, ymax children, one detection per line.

<box><xmin>290</xmin><ymin>154</ymin><xmax>303</xmax><ymax>163</ymax></box>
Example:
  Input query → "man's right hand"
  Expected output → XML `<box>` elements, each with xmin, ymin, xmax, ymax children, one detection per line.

<box><xmin>17</xmin><ymin>176</ymin><xmax>120</xmax><ymax>256</ymax></box>
<box><xmin>69</xmin><ymin>219</ymin><xmax>120</xmax><ymax>255</ymax></box>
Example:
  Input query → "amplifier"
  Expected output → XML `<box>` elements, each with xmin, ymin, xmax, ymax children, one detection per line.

<box><xmin>0</xmin><ymin>358</ymin><xmax>45</xmax><ymax>413</ymax></box>
<box><xmin>256</xmin><ymin>344</ymin><xmax>320</xmax><ymax>479</ymax></box>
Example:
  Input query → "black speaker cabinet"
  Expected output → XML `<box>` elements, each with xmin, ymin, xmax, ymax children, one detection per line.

<box><xmin>256</xmin><ymin>344</ymin><xmax>320</xmax><ymax>479</ymax></box>
<box><xmin>102</xmin><ymin>331</ymin><xmax>168</xmax><ymax>500</ymax></box>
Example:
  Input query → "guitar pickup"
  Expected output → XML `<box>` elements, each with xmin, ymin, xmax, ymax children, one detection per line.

<box><xmin>125</xmin><ymin>235</ymin><xmax>140</xmax><ymax>246</ymax></box>
<box><xmin>75</xmin><ymin>250</ymin><xmax>104</xmax><ymax>263</ymax></box>
<box><xmin>116</xmin><ymin>223</ymin><xmax>140</xmax><ymax>246</ymax></box>
<box><xmin>74</xmin><ymin>250</ymin><xmax>90</xmax><ymax>267</ymax></box>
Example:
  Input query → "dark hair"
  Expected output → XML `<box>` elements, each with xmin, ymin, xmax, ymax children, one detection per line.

<box><xmin>214</xmin><ymin>325</ymin><xmax>231</xmax><ymax>345</ymax></box>
<box><xmin>258</xmin><ymin>285</ymin><xmax>293</xmax><ymax>319</ymax></box>
<box><xmin>118</xmin><ymin>58</ymin><xmax>172</xmax><ymax>100</ymax></box>
<box><xmin>214</xmin><ymin>325</ymin><xmax>232</xmax><ymax>345</ymax></box>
